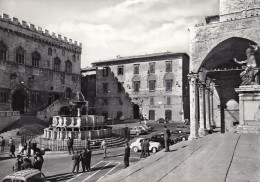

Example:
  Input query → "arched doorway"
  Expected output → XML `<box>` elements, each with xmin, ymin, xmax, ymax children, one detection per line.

<box><xmin>59</xmin><ymin>106</ymin><xmax>70</xmax><ymax>116</ymax></box>
<box><xmin>65</xmin><ymin>88</ymin><xmax>72</xmax><ymax>99</ymax></box>
<box><xmin>133</xmin><ymin>104</ymin><xmax>140</xmax><ymax>119</ymax></box>
<box><xmin>12</xmin><ymin>89</ymin><xmax>28</xmax><ymax>114</ymax></box>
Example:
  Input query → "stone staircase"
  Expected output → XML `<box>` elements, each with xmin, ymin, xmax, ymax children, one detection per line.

<box><xmin>36</xmin><ymin>98</ymin><xmax>70</xmax><ymax>122</ymax></box>
<box><xmin>0</xmin><ymin>115</ymin><xmax>49</xmax><ymax>140</ymax></box>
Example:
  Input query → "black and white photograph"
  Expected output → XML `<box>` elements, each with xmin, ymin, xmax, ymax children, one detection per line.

<box><xmin>0</xmin><ymin>0</ymin><xmax>259</xmax><ymax>181</ymax></box>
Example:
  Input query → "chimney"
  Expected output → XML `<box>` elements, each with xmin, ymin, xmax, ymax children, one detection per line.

<box><xmin>69</xmin><ymin>39</ymin><xmax>72</xmax><ymax>44</ymax></box>
<box><xmin>58</xmin><ymin>34</ymin><xmax>62</xmax><ymax>40</ymax></box>
<box><xmin>74</xmin><ymin>41</ymin><xmax>77</xmax><ymax>45</ymax></box>
<box><xmin>52</xmin><ymin>32</ymin><xmax>56</xmax><ymax>38</ymax></box>
<box><xmin>79</xmin><ymin>43</ymin><xmax>82</xmax><ymax>48</ymax></box>
<box><xmin>64</xmin><ymin>37</ymin><xmax>68</xmax><ymax>42</ymax></box>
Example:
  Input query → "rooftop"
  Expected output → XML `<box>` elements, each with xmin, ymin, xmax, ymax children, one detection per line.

<box><xmin>92</xmin><ymin>51</ymin><xmax>188</xmax><ymax>66</ymax></box>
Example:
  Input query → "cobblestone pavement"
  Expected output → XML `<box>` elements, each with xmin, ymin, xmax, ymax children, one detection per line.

<box><xmin>100</xmin><ymin>133</ymin><xmax>260</xmax><ymax>182</ymax></box>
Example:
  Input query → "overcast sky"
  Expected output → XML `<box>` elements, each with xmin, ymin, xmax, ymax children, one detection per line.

<box><xmin>0</xmin><ymin>0</ymin><xmax>219</xmax><ymax>68</ymax></box>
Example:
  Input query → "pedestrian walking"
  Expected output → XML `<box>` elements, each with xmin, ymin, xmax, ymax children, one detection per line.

<box><xmin>71</xmin><ymin>151</ymin><xmax>81</xmax><ymax>174</ymax></box>
<box><xmin>10</xmin><ymin>142</ymin><xmax>15</xmax><ymax>158</ymax></box>
<box><xmin>36</xmin><ymin>151</ymin><xmax>44</xmax><ymax>169</ymax></box>
<box><xmin>164</xmin><ymin>125</ymin><xmax>171</xmax><ymax>152</ymax></box>
<box><xmin>33</xmin><ymin>156</ymin><xmax>42</xmax><ymax>171</ymax></box>
<box><xmin>67</xmin><ymin>137</ymin><xmax>74</xmax><ymax>155</ymax></box>
<box><xmin>32</xmin><ymin>141</ymin><xmax>37</xmax><ymax>154</ymax></box>
<box><xmin>13</xmin><ymin>155</ymin><xmax>23</xmax><ymax>172</ymax></box>
<box><xmin>140</xmin><ymin>139</ymin><xmax>145</xmax><ymax>158</ymax></box>
<box><xmin>100</xmin><ymin>139</ymin><xmax>107</xmax><ymax>158</ymax></box>
<box><xmin>86</xmin><ymin>138</ymin><xmax>91</xmax><ymax>150</ymax></box>
<box><xmin>124</xmin><ymin>142</ymin><xmax>130</xmax><ymax>168</ymax></box>
<box><xmin>86</xmin><ymin>148</ymin><xmax>92</xmax><ymax>171</ymax></box>
<box><xmin>1</xmin><ymin>136</ymin><xmax>5</xmax><ymax>153</ymax></box>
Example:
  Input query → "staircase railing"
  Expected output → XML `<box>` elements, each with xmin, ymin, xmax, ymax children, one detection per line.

<box><xmin>36</xmin><ymin>98</ymin><xmax>70</xmax><ymax>122</ymax></box>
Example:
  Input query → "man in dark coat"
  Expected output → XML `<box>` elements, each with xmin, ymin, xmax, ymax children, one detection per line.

<box><xmin>140</xmin><ymin>139</ymin><xmax>145</xmax><ymax>158</ymax></box>
<box><xmin>71</xmin><ymin>151</ymin><xmax>81</xmax><ymax>174</ymax></box>
<box><xmin>145</xmin><ymin>139</ymin><xmax>150</xmax><ymax>157</ymax></box>
<box><xmin>33</xmin><ymin>156</ymin><xmax>43</xmax><ymax>171</ymax></box>
<box><xmin>164</xmin><ymin>126</ymin><xmax>171</xmax><ymax>152</ymax></box>
<box><xmin>67</xmin><ymin>137</ymin><xmax>74</xmax><ymax>155</ymax></box>
<box><xmin>10</xmin><ymin>142</ymin><xmax>15</xmax><ymax>158</ymax></box>
<box><xmin>27</xmin><ymin>140</ymin><xmax>32</xmax><ymax>157</ymax></box>
<box><xmin>124</xmin><ymin>142</ymin><xmax>130</xmax><ymax>168</ymax></box>
<box><xmin>124</xmin><ymin>125</ymin><xmax>128</xmax><ymax>141</ymax></box>
<box><xmin>80</xmin><ymin>149</ymin><xmax>87</xmax><ymax>172</ymax></box>
<box><xmin>86</xmin><ymin>149</ymin><xmax>92</xmax><ymax>171</ymax></box>
<box><xmin>1</xmin><ymin>136</ymin><xmax>5</xmax><ymax>153</ymax></box>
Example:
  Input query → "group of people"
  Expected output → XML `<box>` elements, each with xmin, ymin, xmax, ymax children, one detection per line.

<box><xmin>7</xmin><ymin>138</ymin><xmax>45</xmax><ymax>172</ymax></box>
<box><xmin>13</xmin><ymin>151</ymin><xmax>44</xmax><ymax>172</ymax></box>
<box><xmin>71</xmin><ymin>148</ymin><xmax>92</xmax><ymax>174</ymax></box>
<box><xmin>140</xmin><ymin>138</ymin><xmax>150</xmax><ymax>158</ymax></box>
<box><xmin>0</xmin><ymin>136</ymin><xmax>16</xmax><ymax>158</ymax></box>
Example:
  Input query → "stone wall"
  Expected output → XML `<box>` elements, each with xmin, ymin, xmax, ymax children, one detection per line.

<box><xmin>190</xmin><ymin>16</ymin><xmax>260</xmax><ymax>73</ymax></box>
<box><xmin>0</xmin><ymin>111</ymin><xmax>20</xmax><ymax>132</ymax></box>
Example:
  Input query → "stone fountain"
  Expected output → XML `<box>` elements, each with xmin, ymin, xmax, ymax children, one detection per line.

<box><xmin>44</xmin><ymin>92</ymin><xmax>111</xmax><ymax>140</ymax></box>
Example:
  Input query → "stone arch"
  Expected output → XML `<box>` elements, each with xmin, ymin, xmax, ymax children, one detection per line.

<box><xmin>11</xmin><ymin>84</ymin><xmax>30</xmax><ymax>114</ymax></box>
<box><xmin>199</xmin><ymin>37</ymin><xmax>258</xmax><ymax>72</ymax></box>
<box><xmin>59</xmin><ymin>106</ymin><xmax>70</xmax><ymax>116</ymax></box>
<box><xmin>132</xmin><ymin>75</ymin><xmax>141</xmax><ymax>82</ymax></box>
<box><xmin>195</xmin><ymin>37</ymin><xmax>258</xmax><ymax>132</ymax></box>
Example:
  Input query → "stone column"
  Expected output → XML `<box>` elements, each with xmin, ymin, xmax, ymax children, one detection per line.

<box><xmin>188</xmin><ymin>74</ymin><xmax>199</xmax><ymax>140</ymax></box>
<box><xmin>198</xmin><ymin>84</ymin><xmax>207</xmax><ymax>137</ymax></box>
<box><xmin>210</xmin><ymin>82</ymin><xmax>215</xmax><ymax>127</ymax></box>
<box><xmin>205</xmin><ymin>88</ymin><xmax>213</xmax><ymax>131</ymax></box>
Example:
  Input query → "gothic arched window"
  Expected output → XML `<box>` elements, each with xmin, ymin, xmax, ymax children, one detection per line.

<box><xmin>54</xmin><ymin>57</ymin><xmax>61</xmax><ymax>71</ymax></box>
<box><xmin>32</xmin><ymin>51</ymin><xmax>41</xmax><ymax>67</ymax></box>
<box><xmin>48</xmin><ymin>47</ymin><xmax>52</xmax><ymax>56</ymax></box>
<box><xmin>0</xmin><ymin>41</ymin><xmax>7</xmax><ymax>60</ymax></box>
<box><xmin>65</xmin><ymin>60</ymin><xmax>72</xmax><ymax>73</ymax></box>
<box><xmin>16</xmin><ymin>46</ymin><xmax>25</xmax><ymax>64</ymax></box>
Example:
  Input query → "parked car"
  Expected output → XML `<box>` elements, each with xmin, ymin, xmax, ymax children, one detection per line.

<box><xmin>150</xmin><ymin>133</ymin><xmax>175</xmax><ymax>147</ymax></box>
<box><xmin>171</xmin><ymin>131</ymin><xmax>189</xmax><ymax>141</ymax></box>
<box><xmin>176</xmin><ymin>124</ymin><xmax>190</xmax><ymax>134</ymax></box>
<box><xmin>1</xmin><ymin>169</ymin><xmax>50</xmax><ymax>182</ymax></box>
<box><xmin>157</xmin><ymin>118</ymin><xmax>168</xmax><ymax>123</ymax></box>
<box><xmin>130</xmin><ymin>138</ymin><xmax>161</xmax><ymax>153</ymax></box>
<box><xmin>142</xmin><ymin>124</ymin><xmax>153</xmax><ymax>132</ymax></box>
<box><xmin>129</xmin><ymin>127</ymin><xmax>146</xmax><ymax>136</ymax></box>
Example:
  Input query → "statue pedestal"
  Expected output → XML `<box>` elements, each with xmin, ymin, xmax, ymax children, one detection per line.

<box><xmin>235</xmin><ymin>85</ymin><xmax>260</xmax><ymax>134</ymax></box>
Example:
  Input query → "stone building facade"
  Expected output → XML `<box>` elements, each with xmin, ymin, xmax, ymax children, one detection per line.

<box><xmin>92</xmin><ymin>52</ymin><xmax>190</xmax><ymax>122</ymax></box>
<box><xmin>188</xmin><ymin>0</ymin><xmax>260</xmax><ymax>139</ymax></box>
<box><xmin>81</xmin><ymin>67</ymin><xmax>96</xmax><ymax>115</ymax></box>
<box><xmin>0</xmin><ymin>13</ymin><xmax>82</xmax><ymax>114</ymax></box>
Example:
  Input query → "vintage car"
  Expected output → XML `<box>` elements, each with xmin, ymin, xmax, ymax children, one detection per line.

<box><xmin>1</xmin><ymin>169</ymin><xmax>50</xmax><ymax>182</ymax></box>
<box><xmin>129</xmin><ymin>127</ymin><xmax>146</xmax><ymax>136</ymax></box>
<box><xmin>156</xmin><ymin>118</ymin><xmax>168</xmax><ymax>123</ymax></box>
<box><xmin>130</xmin><ymin>138</ymin><xmax>161</xmax><ymax>153</ymax></box>
<box><xmin>176</xmin><ymin>124</ymin><xmax>190</xmax><ymax>134</ymax></box>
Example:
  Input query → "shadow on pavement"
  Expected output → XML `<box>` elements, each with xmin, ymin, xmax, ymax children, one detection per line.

<box><xmin>91</xmin><ymin>164</ymin><xmax>116</xmax><ymax>171</ymax></box>
<box><xmin>46</xmin><ymin>172</ymin><xmax>73</xmax><ymax>182</ymax></box>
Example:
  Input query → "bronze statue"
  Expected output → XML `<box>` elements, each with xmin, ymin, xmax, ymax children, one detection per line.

<box><xmin>234</xmin><ymin>45</ymin><xmax>259</xmax><ymax>85</ymax></box>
